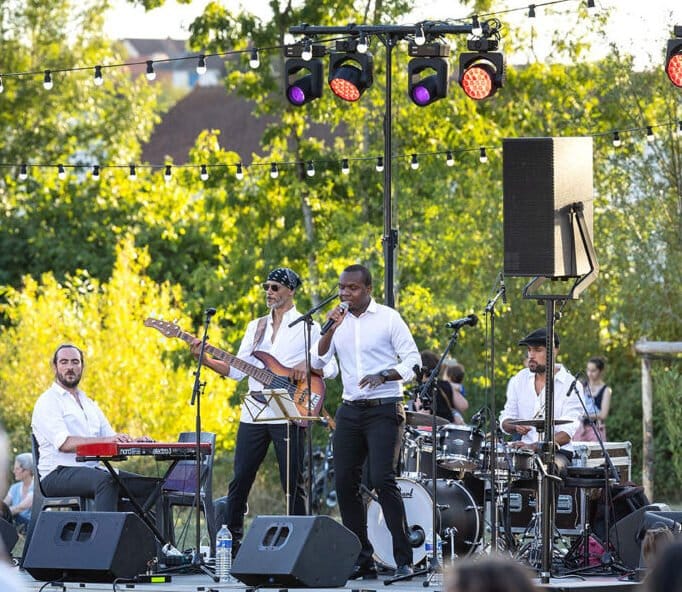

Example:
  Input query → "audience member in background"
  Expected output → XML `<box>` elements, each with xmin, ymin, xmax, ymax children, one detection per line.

<box><xmin>573</xmin><ymin>356</ymin><xmax>612</xmax><ymax>442</ymax></box>
<box><xmin>445</xmin><ymin>555</ymin><xmax>537</xmax><ymax>592</ymax></box>
<box><xmin>415</xmin><ymin>352</ymin><xmax>468</xmax><ymax>424</ymax></box>
<box><xmin>641</xmin><ymin>526</ymin><xmax>675</xmax><ymax>570</ymax></box>
<box><xmin>444</xmin><ymin>362</ymin><xmax>468</xmax><ymax>424</ymax></box>
<box><xmin>0</xmin><ymin>427</ymin><xmax>28</xmax><ymax>591</ymax></box>
<box><xmin>645</xmin><ymin>539</ymin><xmax>682</xmax><ymax>591</ymax></box>
<box><xmin>2</xmin><ymin>453</ymin><xmax>33</xmax><ymax>530</ymax></box>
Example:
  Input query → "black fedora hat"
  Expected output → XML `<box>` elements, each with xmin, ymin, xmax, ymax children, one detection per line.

<box><xmin>518</xmin><ymin>327</ymin><xmax>560</xmax><ymax>348</ymax></box>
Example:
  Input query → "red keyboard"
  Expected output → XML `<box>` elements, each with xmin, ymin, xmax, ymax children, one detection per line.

<box><xmin>76</xmin><ymin>441</ymin><xmax>212</xmax><ymax>461</ymax></box>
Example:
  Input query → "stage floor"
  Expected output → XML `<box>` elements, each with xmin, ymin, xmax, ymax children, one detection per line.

<box><xmin>14</xmin><ymin>568</ymin><xmax>642</xmax><ymax>592</ymax></box>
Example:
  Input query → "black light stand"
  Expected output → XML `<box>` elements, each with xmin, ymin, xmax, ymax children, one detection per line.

<box><xmin>288</xmin><ymin>291</ymin><xmax>338</xmax><ymax>513</ymax></box>
<box><xmin>162</xmin><ymin>307</ymin><xmax>216</xmax><ymax>579</ymax></box>
<box><xmin>385</xmin><ymin>324</ymin><xmax>468</xmax><ymax>586</ymax></box>
<box><xmin>484</xmin><ymin>272</ymin><xmax>506</xmax><ymax>551</ymax></box>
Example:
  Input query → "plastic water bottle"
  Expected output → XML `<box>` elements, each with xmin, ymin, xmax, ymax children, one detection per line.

<box><xmin>215</xmin><ymin>524</ymin><xmax>232</xmax><ymax>583</ymax></box>
<box><xmin>432</xmin><ymin>534</ymin><xmax>444</xmax><ymax>587</ymax></box>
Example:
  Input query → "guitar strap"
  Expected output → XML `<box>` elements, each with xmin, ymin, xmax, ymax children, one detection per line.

<box><xmin>249</xmin><ymin>315</ymin><xmax>270</xmax><ymax>404</ymax></box>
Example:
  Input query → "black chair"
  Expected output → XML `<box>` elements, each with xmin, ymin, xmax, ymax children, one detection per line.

<box><xmin>159</xmin><ymin>431</ymin><xmax>217</xmax><ymax>556</ymax></box>
<box><xmin>21</xmin><ymin>433</ymin><xmax>90</xmax><ymax>565</ymax></box>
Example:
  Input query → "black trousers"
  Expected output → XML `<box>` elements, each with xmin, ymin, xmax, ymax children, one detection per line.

<box><xmin>41</xmin><ymin>466</ymin><xmax>160</xmax><ymax>512</ymax></box>
<box><xmin>221</xmin><ymin>421</ymin><xmax>307</xmax><ymax>542</ymax></box>
<box><xmin>333</xmin><ymin>402</ymin><xmax>412</xmax><ymax>568</ymax></box>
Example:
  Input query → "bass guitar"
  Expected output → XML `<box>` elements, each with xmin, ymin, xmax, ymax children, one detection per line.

<box><xmin>144</xmin><ymin>317</ymin><xmax>326</xmax><ymax>424</ymax></box>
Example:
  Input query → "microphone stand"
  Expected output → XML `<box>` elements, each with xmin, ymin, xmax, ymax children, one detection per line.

<box><xmin>288</xmin><ymin>291</ymin><xmax>337</xmax><ymax>513</ymax></box>
<box><xmin>385</xmin><ymin>327</ymin><xmax>463</xmax><ymax>586</ymax></box>
<box><xmin>164</xmin><ymin>307</ymin><xmax>216</xmax><ymax>579</ymax></box>
<box><xmin>484</xmin><ymin>272</ymin><xmax>506</xmax><ymax>552</ymax></box>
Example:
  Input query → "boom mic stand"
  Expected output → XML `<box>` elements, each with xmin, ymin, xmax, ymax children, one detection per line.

<box><xmin>288</xmin><ymin>291</ymin><xmax>338</xmax><ymax>513</ymax></box>
<box><xmin>386</xmin><ymin>324</ymin><xmax>467</xmax><ymax>586</ymax></box>
<box><xmin>163</xmin><ymin>307</ymin><xmax>216</xmax><ymax>579</ymax></box>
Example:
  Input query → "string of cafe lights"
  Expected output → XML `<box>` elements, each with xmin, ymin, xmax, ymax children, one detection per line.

<box><xmin>2</xmin><ymin>119</ymin><xmax>680</xmax><ymax>184</ymax></box>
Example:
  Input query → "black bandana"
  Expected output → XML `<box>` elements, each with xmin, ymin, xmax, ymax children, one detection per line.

<box><xmin>267</xmin><ymin>267</ymin><xmax>302</xmax><ymax>290</ymax></box>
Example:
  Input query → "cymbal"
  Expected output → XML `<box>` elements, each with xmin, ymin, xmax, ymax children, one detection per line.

<box><xmin>510</xmin><ymin>418</ymin><xmax>573</xmax><ymax>429</ymax></box>
<box><xmin>405</xmin><ymin>411</ymin><xmax>449</xmax><ymax>427</ymax></box>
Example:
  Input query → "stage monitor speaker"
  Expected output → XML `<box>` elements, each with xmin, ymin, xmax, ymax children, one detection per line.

<box><xmin>503</xmin><ymin>136</ymin><xmax>594</xmax><ymax>277</ymax></box>
<box><xmin>0</xmin><ymin>518</ymin><xmax>18</xmax><ymax>554</ymax></box>
<box><xmin>232</xmin><ymin>515</ymin><xmax>361</xmax><ymax>587</ymax></box>
<box><xmin>23</xmin><ymin>511</ymin><xmax>156</xmax><ymax>582</ymax></box>
<box><xmin>609</xmin><ymin>505</ymin><xmax>681</xmax><ymax>570</ymax></box>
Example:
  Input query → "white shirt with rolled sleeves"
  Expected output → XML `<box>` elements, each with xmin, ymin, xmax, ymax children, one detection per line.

<box><xmin>310</xmin><ymin>298</ymin><xmax>421</xmax><ymax>399</ymax></box>
<box><xmin>230</xmin><ymin>306</ymin><xmax>338</xmax><ymax>424</ymax></box>
<box><xmin>32</xmin><ymin>382</ymin><xmax>116</xmax><ymax>479</ymax></box>
<box><xmin>499</xmin><ymin>365</ymin><xmax>583</xmax><ymax>452</ymax></box>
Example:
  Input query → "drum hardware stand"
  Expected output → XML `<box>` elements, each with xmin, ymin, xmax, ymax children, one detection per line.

<box><xmin>385</xmin><ymin>324</ymin><xmax>468</xmax><ymax>587</ymax></box>
<box><xmin>484</xmin><ymin>271</ymin><xmax>506</xmax><ymax>552</ymax></box>
<box><xmin>288</xmin><ymin>290</ymin><xmax>338</xmax><ymax>515</ymax></box>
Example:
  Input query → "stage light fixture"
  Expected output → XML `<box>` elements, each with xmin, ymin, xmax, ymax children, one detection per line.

<box><xmin>458</xmin><ymin>41</ymin><xmax>504</xmax><ymax>100</ymax></box>
<box><xmin>665</xmin><ymin>25</ymin><xmax>682</xmax><ymax>88</ymax></box>
<box><xmin>328</xmin><ymin>41</ymin><xmax>374</xmax><ymax>102</ymax></box>
<box><xmin>284</xmin><ymin>44</ymin><xmax>325</xmax><ymax>106</ymax></box>
<box><xmin>407</xmin><ymin>42</ymin><xmax>450</xmax><ymax>107</ymax></box>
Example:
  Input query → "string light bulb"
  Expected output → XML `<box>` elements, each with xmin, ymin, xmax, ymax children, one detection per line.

<box><xmin>479</xmin><ymin>147</ymin><xmax>488</xmax><ymax>163</ymax></box>
<box><xmin>677</xmin><ymin>121</ymin><xmax>682</xmax><ymax>137</ymax></box>
<box><xmin>472</xmin><ymin>15</ymin><xmax>483</xmax><ymax>36</ymax></box>
<box><xmin>306</xmin><ymin>161</ymin><xmax>315</xmax><ymax>177</ymax></box>
<box><xmin>0</xmin><ymin>75</ymin><xmax>4</xmax><ymax>94</ymax></box>
<box><xmin>92</xmin><ymin>165</ymin><xmax>100</xmax><ymax>180</ymax></box>
<box><xmin>612</xmin><ymin>131</ymin><xmax>621</xmax><ymax>147</ymax></box>
<box><xmin>341</xmin><ymin>158</ymin><xmax>350</xmax><ymax>174</ymax></box>
<box><xmin>376</xmin><ymin>157</ymin><xmax>384</xmax><ymax>172</ymax></box>
<box><xmin>129</xmin><ymin>164</ymin><xmax>137</xmax><ymax>180</ymax></box>
<box><xmin>415</xmin><ymin>24</ymin><xmax>426</xmax><ymax>46</ymax></box>
<box><xmin>528</xmin><ymin>4</ymin><xmax>536</xmax><ymax>18</ymax></box>
<box><xmin>270</xmin><ymin>163</ymin><xmax>279</xmax><ymax>178</ymax></box>
<box><xmin>57</xmin><ymin>164</ymin><xmax>66</xmax><ymax>180</ymax></box>
<box><xmin>446</xmin><ymin>151</ymin><xmax>455</xmax><ymax>167</ymax></box>
<box><xmin>410</xmin><ymin>154</ymin><xmax>419</xmax><ymax>170</ymax></box>
<box><xmin>236</xmin><ymin>162</ymin><xmax>244</xmax><ymax>180</ymax></box>
<box><xmin>357</xmin><ymin>34</ymin><xmax>369</xmax><ymax>54</ymax></box>
<box><xmin>94</xmin><ymin>65</ymin><xmax>104</xmax><ymax>86</ymax></box>
<box><xmin>301</xmin><ymin>41</ymin><xmax>313</xmax><ymax>62</ymax></box>
<box><xmin>196</xmin><ymin>55</ymin><xmax>207</xmax><ymax>75</ymax></box>
<box><xmin>646</xmin><ymin>126</ymin><xmax>654</xmax><ymax>143</ymax></box>
<box><xmin>146</xmin><ymin>61</ymin><xmax>156</xmax><ymax>81</ymax></box>
<box><xmin>164</xmin><ymin>165</ymin><xmax>172</xmax><ymax>182</ymax></box>
<box><xmin>18</xmin><ymin>164</ymin><xmax>28</xmax><ymax>181</ymax></box>
<box><xmin>43</xmin><ymin>70</ymin><xmax>53</xmax><ymax>90</ymax></box>
<box><xmin>200</xmin><ymin>164</ymin><xmax>209</xmax><ymax>181</ymax></box>
<box><xmin>249</xmin><ymin>48</ymin><xmax>260</xmax><ymax>69</ymax></box>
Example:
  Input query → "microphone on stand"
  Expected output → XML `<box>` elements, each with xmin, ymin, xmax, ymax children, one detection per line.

<box><xmin>470</xmin><ymin>408</ymin><xmax>486</xmax><ymax>428</ymax></box>
<box><xmin>205</xmin><ymin>307</ymin><xmax>217</xmax><ymax>318</ymax></box>
<box><xmin>500</xmin><ymin>273</ymin><xmax>507</xmax><ymax>304</ymax></box>
<box><xmin>320</xmin><ymin>302</ymin><xmax>349</xmax><ymax>335</ymax></box>
<box><xmin>445</xmin><ymin>314</ymin><xmax>478</xmax><ymax>330</ymax></box>
<box><xmin>566</xmin><ymin>371</ymin><xmax>584</xmax><ymax>397</ymax></box>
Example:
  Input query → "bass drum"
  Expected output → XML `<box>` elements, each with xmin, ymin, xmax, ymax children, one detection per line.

<box><xmin>367</xmin><ymin>478</ymin><xmax>482</xmax><ymax>569</ymax></box>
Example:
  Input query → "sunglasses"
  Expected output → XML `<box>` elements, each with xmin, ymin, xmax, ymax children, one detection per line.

<box><xmin>261</xmin><ymin>283</ymin><xmax>282</xmax><ymax>292</ymax></box>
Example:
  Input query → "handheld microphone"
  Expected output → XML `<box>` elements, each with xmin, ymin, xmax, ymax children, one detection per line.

<box><xmin>445</xmin><ymin>313</ymin><xmax>478</xmax><ymax>330</ymax></box>
<box><xmin>321</xmin><ymin>302</ymin><xmax>349</xmax><ymax>335</ymax></box>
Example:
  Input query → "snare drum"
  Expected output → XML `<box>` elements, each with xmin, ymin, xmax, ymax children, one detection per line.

<box><xmin>477</xmin><ymin>445</ymin><xmax>536</xmax><ymax>481</ymax></box>
<box><xmin>436</xmin><ymin>424</ymin><xmax>484</xmax><ymax>471</ymax></box>
<box><xmin>367</xmin><ymin>477</ymin><xmax>482</xmax><ymax>568</ymax></box>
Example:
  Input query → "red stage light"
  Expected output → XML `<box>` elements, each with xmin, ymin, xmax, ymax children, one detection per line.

<box><xmin>328</xmin><ymin>51</ymin><xmax>374</xmax><ymax>102</ymax></box>
<box><xmin>458</xmin><ymin>53</ymin><xmax>504</xmax><ymax>101</ymax></box>
<box><xmin>666</xmin><ymin>52</ymin><xmax>682</xmax><ymax>88</ymax></box>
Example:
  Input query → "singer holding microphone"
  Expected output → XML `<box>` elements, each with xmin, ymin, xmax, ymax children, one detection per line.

<box><xmin>499</xmin><ymin>327</ymin><xmax>583</xmax><ymax>476</ymax></box>
<box><xmin>311</xmin><ymin>264</ymin><xmax>421</xmax><ymax>579</ymax></box>
<box><xmin>189</xmin><ymin>267</ymin><xmax>338</xmax><ymax>556</ymax></box>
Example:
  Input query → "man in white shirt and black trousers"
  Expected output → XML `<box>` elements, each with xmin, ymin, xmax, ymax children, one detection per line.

<box><xmin>312</xmin><ymin>264</ymin><xmax>421</xmax><ymax>580</ymax></box>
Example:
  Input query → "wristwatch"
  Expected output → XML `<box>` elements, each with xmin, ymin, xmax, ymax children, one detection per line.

<box><xmin>380</xmin><ymin>370</ymin><xmax>391</xmax><ymax>383</ymax></box>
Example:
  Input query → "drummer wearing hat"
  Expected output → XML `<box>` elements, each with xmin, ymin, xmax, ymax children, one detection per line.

<box><xmin>499</xmin><ymin>327</ymin><xmax>583</xmax><ymax>473</ymax></box>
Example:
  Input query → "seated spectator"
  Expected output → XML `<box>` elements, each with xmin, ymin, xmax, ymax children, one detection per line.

<box><xmin>645</xmin><ymin>539</ymin><xmax>682</xmax><ymax>591</ymax></box>
<box><xmin>2</xmin><ymin>453</ymin><xmax>33</xmax><ymax>530</ymax></box>
<box><xmin>445</xmin><ymin>555</ymin><xmax>537</xmax><ymax>592</ymax></box>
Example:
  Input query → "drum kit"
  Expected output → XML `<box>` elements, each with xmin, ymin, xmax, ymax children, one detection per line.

<box><xmin>368</xmin><ymin>413</ymin><xmax>579</xmax><ymax>569</ymax></box>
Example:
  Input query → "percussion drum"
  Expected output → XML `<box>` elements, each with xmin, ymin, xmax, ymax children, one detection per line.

<box><xmin>436</xmin><ymin>424</ymin><xmax>484</xmax><ymax>471</ymax></box>
<box><xmin>367</xmin><ymin>478</ymin><xmax>482</xmax><ymax>568</ymax></box>
<box><xmin>477</xmin><ymin>445</ymin><xmax>536</xmax><ymax>481</ymax></box>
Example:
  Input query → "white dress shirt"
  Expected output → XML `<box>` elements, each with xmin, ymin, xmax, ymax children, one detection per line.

<box><xmin>230</xmin><ymin>306</ymin><xmax>338</xmax><ymax>424</ymax></box>
<box><xmin>32</xmin><ymin>382</ymin><xmax>116</xmax><ymax>478</ymax></box>
<box><xmin>311</xmin><ymin>298</ymin><xmax>421</xmax><ymax>400</ymax></box>
<box><xmin>499</xmin><ymin>365</ymin><xmax>583</xmax><ymax>452</ymax></box>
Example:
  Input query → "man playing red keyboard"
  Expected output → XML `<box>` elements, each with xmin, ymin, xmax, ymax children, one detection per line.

<box><xmin>32</xmin><ymin>344</ymin><xmax>158</xmax><ymax>512</ymax></box>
